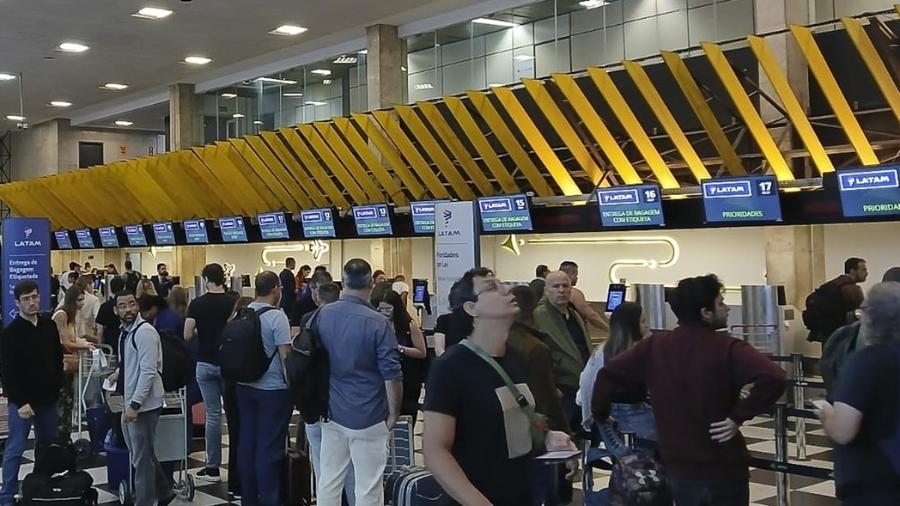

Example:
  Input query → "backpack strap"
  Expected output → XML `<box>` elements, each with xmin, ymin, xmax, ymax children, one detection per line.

<box><xmin>253</xmin><ymin>306</ymin><xmax>281</xmax><ymax>362</ymax></box>
<box><xmin>459</xmin><ymin>339</ymin><xmax>530</xmax><ymax>409</ymax></box>
<box><xmin>128</xmin><ymin>320</ymin><xmax>152</xmax><ymax>350</ymax></box>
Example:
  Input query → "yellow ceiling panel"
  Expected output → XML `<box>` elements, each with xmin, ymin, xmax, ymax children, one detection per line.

<box><xmin>127</xmin><ymin>158</ymin><xmax>184</xmax><ymax>220</ymax></box>
<box><xmin>106</xmin><ymin>162</ymin><xmax>165</xmax><ymax>223</ymax></box>
<box><xmin>371</xmin><ymin>110</ymin><xmax>451</xmax><ymax>199</ymax></box>
<box><xmin>225</xmin><ymin>138</ymin><xmax>307</xmax><ymax>210</ymax></box>
<box><xmin>73</xmin><ymin>168</ymin><xmax>132</xmax><ymax>225</ymax></box>
<box><xmin>279</xmin><ymin>128</ymin><xmax>351</xmax><ymax>210</ymax></box>
<box><xmin>248</xmin><ymin>134</ymin><xmax>322</xmax><ymax>209</ymax></box>
<box><xmin>172</xmin><ymin>150</ymin><xmax>240</xmax><ymax>218</ymax></box>
<box><xmin>191</xmin><ymin>146</ymin><xmax>258</xmax><ymax>216</ymax></box>
<box><xmin>297</xmin><ymin>124</ymin><xmax>373</xmax><ymax>204</ymax></box>
<box><xmin>841</xmin><ymin>17</ymin><xmax>900</xmax><ymax>125</ymax></box>
<box><xmin>215</xmin><ymin>141</ymin><xmax>285</xmax><ymax>212</ymax></box>
<box><xmin>348</xmin><ymin>114</ymin><xmax>428</xmax><ymax>200</ymax></box>
<box><xmin>186</xmin><ymin>148</ymin><xmax>244</xmax><ymax>217</ymax></box>
<box><xmin>207</xmin><ymin>143</ymin><xmax>275</xmax><ymax>213</ymax></box>
<box><xmin>149</xmin><ymin>154</ymin><xmax>210</xmax><ymax>219</ymax></box>
<box><xmin>89</xmin><ymin>164</ymin><xmax>146</xmax><ymax>224</ymax></box>
<box><xmin>49</xmin><ymin>172</ymin><xmax>105</xmax><ymax>227</ymax></box>
<box><xmin>465</xmin><ymin>91</ymin><xmax>555</xmax><ymax>197</ymax></box>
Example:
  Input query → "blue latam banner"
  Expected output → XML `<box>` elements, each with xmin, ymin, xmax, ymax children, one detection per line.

<box><xmin>2</xmin><ymin>218</ymin><xmax>51</xmax><ymax>322</ymax></box>
<box><xmin>838</xmin><ymin>166</ymin><xmax>900</xmax><ymax>218</ymax></box>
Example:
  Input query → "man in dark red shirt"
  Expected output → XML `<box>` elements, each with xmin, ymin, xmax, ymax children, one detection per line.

<box><xmin>592</xmin><ymin>274</ymin><xmax>787</xmax><ymax>506</ymax></box>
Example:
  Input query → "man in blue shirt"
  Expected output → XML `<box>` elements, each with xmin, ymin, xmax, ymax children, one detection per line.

<box><xmin>317</xmin><ymin>259</ymin><xmax>403</xmax><ymax>506</ymax></box>
<box><xmin>237</xmin><ymin>271</ymin><xmax>293</xmax><ymax>506</ymax></box>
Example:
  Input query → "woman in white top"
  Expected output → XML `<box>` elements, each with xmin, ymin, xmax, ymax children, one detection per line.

<box><xmin>53</xmin><ymin>285</ymin><xmax>95</xmax><ymax>440</ymax></box>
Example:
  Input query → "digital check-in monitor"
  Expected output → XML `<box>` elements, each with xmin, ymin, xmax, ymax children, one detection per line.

<box><xmin>55</xmin><ymin>230</ymin><xmax>73</xmax><ymax>249</ymax></box>
<box><xmin>75</xmin><ymin>228</ymin><xmax>94</xmax><ymax>249</ymax></box>
<box><xmin>183</xmin><ymin>220</ymin><xmax>209</xmax><ymax>244</ymax></box>
<box><xmin>218</xmin><ymin>217</ymin><xmax>248</xmax><ymax>243</ymax></box>
<box><xmin>300</xmin><ymin>209</ymin><xmax>336</xmax><ymax>238</ymax></box>
<box><xmin>702</xmin><ymin>175</ymin><xmax>782</xmax><ymax>223</ymax></box>
<box><xmin>124</xmin><ymin>225</ymin><xmax>147</xmax><ymax>247</ymax></box>
<box><xmin>152</xmin><ymin>222</ymin><xmax>176</xmax><ymax>245</ymax></box>
<box><xmin>99</xmin><ymin>227</ymin><xmax>119</xmax><ymax>248</ymax></box>
<box><xmin>606</xmin><ymin>283</ymin><xmax>626</xmax><ymax>313</ymax></box>
<box><xmin>410</xmin><ymin>200</ymin><xmax>448</xmax><ymax>235</ymax></box>
<box><xmin>353</xmin><ymin>204</ymin><xmax>393</xmax><ymax>236</ymax></box>
<box><xmin>596</xmin><ymin>184</ymin><xmax>665</xmax><ymax>228</ymax></box>
<box><xmin>838</xmin><ymin>166</ymin><xmax>900</xmax><ymax>218</ymax></box>
<box><xmin>258</xmin><ymin>211</ymin><xmax>290</xmax><ymax>240</ymax></box>
<box><xmin>478</xmin><ymin>194</ymin><xmax>533</xmax><ymax>232</ymax></box>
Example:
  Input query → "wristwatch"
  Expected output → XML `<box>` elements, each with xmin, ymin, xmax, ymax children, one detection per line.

<box><xmin>129</xmin><ymin>401</ymin><xmax>141</xmax><ymax>411</ymax></box>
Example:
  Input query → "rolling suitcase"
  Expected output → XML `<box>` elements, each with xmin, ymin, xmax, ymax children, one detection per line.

<box><xmin>384</xmin><ymin>467</ymin><xmax>447</xmax><ymax>506</ymax></box>
<box><xmin>385</xmin><ymin>416</ymin><xmax>416</xmax><ymax>477</ymax></box>
<box><xmin>283</xmin><ymin>423</ymin><xmax>313</xmax><ymax>506</ymax></box>
<box><xmin>19</xmin><ymin>470</ymin><xmax>98</xmax><ymax>506</ymax></box>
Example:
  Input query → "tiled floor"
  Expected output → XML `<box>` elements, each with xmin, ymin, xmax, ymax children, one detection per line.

<box><xmin>0</xmin><ymin>411</ymin><xmax>840</xmax><ymax>505</ymax></box>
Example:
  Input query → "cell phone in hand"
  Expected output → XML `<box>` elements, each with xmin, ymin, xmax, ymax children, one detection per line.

<box><xmin>811</xmin><ymin>399</ymin><xmax>830</xmax><ymax>410</ymax></box>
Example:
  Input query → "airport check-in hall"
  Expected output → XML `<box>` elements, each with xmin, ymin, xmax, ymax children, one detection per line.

<box><xmin>1</xmin><ymin>1</ymin><xmax>899</xmax><ymax>505</ymax></box>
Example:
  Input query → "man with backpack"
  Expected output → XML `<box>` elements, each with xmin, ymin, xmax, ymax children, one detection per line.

<box><xmin>124</xmin><ymin>260</ymin><xmax>142</xmax><ymax>293</ymax></box>
<box><xmin>804</xmin><ymin>257</ymin><xmax>868</xmax><ymax>344</ymax></box>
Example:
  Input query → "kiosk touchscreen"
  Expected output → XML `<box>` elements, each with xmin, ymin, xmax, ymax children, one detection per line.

<box><xmin>183</xmin><ymin>220</ymin><xmax>209</xmax><ymax>244</ymax></box>
<box><xmin>606</xmin><ymin>283</ymin><xmax>626</xmax><ymax>312</ymax></box>
<box><xmin>54</xmin><ymin>230</ymin><xmax>73</xmax><ymax>249</ymax></box>
<box><xmin>477</xmin><ymin>194</ymin><xmax>533</xmax><ymax>232</ymax></box>
<box><xmin>300</xmin><ymin>209</ymin><xmax>336</xmax><ymax>238</ymax></box>
<box><xmin>412</xmin><ymin>279</ymin><xmax>429</xmax><ymax>304</ymax></box>
<box><xmin>218</xmin><ymin>217</ymin><xmax>248</xmax><ymax>243</ymax></box>
<box><xmin>75</xmin><ymin>228</ymin><xmax>95</xmax><ymax>249</ymax></box>
<box><xmin>701</xmin><ymin>175</ymin><xmax>782</xmax><ymax>223</ymax></box>
<box><xmin>152</xmin><ymin>222</ymin><xmax>176</xmax><ymax>245</ymax></box>
<box><xmin>99</xmin><ymin>227</ymin><xmax>119</xmax><ymax>248</ymax></box>
<box><xmin>258</xmin><ymin>211</ymin><xmax>290</xmax><ymax>240</ymax></box>
<box><xmin>353</xmin><ymin>204</ymin><xmax>393</xmax><ymax>236</ymax></box>
<box><xmin>596</xmin><ymin>184</ymin><xmax>665</xmax><ymax>227</ymax></box>
<box><xmin>124</xmin><ymin>225</ymin><xmax>147</xmax><ymax>247</ymax></box>
<box><xmin>410</xmin><ymin>200</ymin><xmax>448</xmax><ymax>234</ymax></box>
<box><xmin>838</xmin><ymin>166</ymin><xmax>900</xmax><ymax>218</ymax></box>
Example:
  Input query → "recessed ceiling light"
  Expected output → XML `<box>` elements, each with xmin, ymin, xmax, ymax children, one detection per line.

<box><xmin>256</xmin><ymin>77</ymin><xmax>298</xmax><ymax>85</ymax></box>
<box><xmin>322</xmin><ymin>79</ymin><xmax>333</xmax><ymax>85</ymax></box>
<box><xmin>415</xmin><ymin>83</ymin><xmax>434</xmax><ymax>90</ymax></box>
<box><xmin>579</xmin><ymin>0</ymin><xmax>609</xmax><ymax>8</ymax></box>
<box><xmin>310</xmin><ymin>69</ymin><xmax>331</xmax><ymax>76</ymax></box>
<box><xmin>58</xmin><ymin>42</ymin><xmax>90</xmax><ymax>53</ymax></box>
<box><xmin>220</xmin><ymin>92</ymin><xmax>237</xmax><ymax>99</ymax></box>
<box><xmin>282</xmin><ymin>92</ymin><xmax>303</xmax><ymax>98</ymax></box>
<box><xmin>269</xmin><ymin>25</ymin><xmax>308</xmax><ymax>36</ymax></box>
<box><xmin>232</xmin><ymin>113</ymin><xmax>245</xmax><ymax>118</ymax></box>
<box><xmin>132</xmin><ymin>7</ymin><xmax>173</xmax><ymax>19</ymax></box>
<box><xmin>305</xmin><ymin>101</ymin><xmax>327</xmax><ymax>106</ymax></box>
<box><xmin>333</xmin><ymin>55</ymin><xmax>357</xmax><ymax>64</ymax></box>
<box><xmin>472</xmin><ymin>17</ymin><xmax>518</xmax><ymax>27</ymax></box>
<box><xmin>488</xmin><ymin>83</ymin><xmax>504</xmax><ymax>88</ymax></box>
<box><xmin>358</xmin><ymin>49</ymin><xmax>368</xmax><ymax>55</ymax></box>
<box><xmin>6</xmin><ymin>115</ymin><xmax>26</xmax><ymax>122</ymax></box>
<box><xmin>0</xmin><ymin>73</ymin><xmax>16</xmax><ymax>81</ymax></box>
<box><xmin>184</xmin><ymin>56</ymin><xmax>212</xmax><ymax>65</ymax></box>
<box><xmin>253</xmin><ymin>120</ymin><xmax>264</xmax><ymax>125</ymax></box>
<box><xmin>115</xmin><ymin>120</ymin><xmax>133</xmax><ymax>126</ymax></box>
<box><xmin>101</xmin><ymin>83</ymin><xmax>128</xmax><ymax>90</ymax></box>
<box><xmin>49</xmin><ymin>101</ymin><xmax>72</xmax><ymax>107</ymax></box>
<box><xmin>514</xmin><ymin>54</ymin><xmax>535</xmax><ymax>61</ymax></box>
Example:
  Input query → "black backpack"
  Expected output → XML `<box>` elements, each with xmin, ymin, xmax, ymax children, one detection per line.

<box><xmin>802</xmin><ymin>278</ymin><xmax>854</xmax><ymax>343</ymax></box>
<box><xmin>124</xmin><ymin>272</ymin><xmax>140</xmax><ymax>292</ymax></box>
<box><xmin>219</xmin><ymin>307</ymin><xmax>278</xmax><ymax>383</ymax></box>
<box><xmin>285</xmin><ymin>309</ymin><xmax>331</xmax><ymax>423</ymax></box>
<box><xmin>34</xmin><ymin>440</ymin><xmax>77</xmax><ymax>476</ymax></box>
<box><xmin>129</xmin><ymin>324</ymin><xmax>192</xmax><ymax>392</ymax></box>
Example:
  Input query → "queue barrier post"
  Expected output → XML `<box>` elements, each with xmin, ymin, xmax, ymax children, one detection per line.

<box><xmin>791</xmin><ymin>353</ymin><xmax>808</xmax><ymax>461</ymax></box>
<box><xmin>774</xmin><ymin>402</ymin><xmax>791</xmax><ymax>506</ymax></box>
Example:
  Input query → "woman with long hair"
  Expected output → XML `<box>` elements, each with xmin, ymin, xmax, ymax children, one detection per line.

<box><xmin>579</xmin><ymin>301</ymin><xmax>656</xmax><ymax>441</ymax></box>
<box><xmin>229</xmin><ymin>296</ymin><xmax>254</xmax><ymax>321</ymax></box>
<box><xmin>53</xmin><ymin>285</ymin><xmax>95</xmax><ymax>440</ymax></box>
<box><xmin>167</xmin><ymin>285</ymin><xmax>190</xmax><ymax>319</ymax></box>
<box><xmin>375</xmin><ymin>289</ymin><xmax>427</xmax><ymax>423</ymax></box>
<box><xmin>136</xmin><ymin>278</ymin><xmax>157</xmax><ymax>298</ymax></box>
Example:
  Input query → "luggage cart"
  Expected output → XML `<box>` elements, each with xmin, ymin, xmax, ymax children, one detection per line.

<box><xmin>74</xmin><ymin>345</ymin><xmax>117</xmax><ymax>457</ymax></box>
<box><xmin>111</xmin><ymin>389</ymin><xmax>195</xmax><ymax>505</ymax></box>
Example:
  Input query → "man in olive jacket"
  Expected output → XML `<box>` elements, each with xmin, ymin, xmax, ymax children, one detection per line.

<box><xmin>533</xmin><ymin>270</ymin><xmax>592</xmax><ymax>430</ymax></box>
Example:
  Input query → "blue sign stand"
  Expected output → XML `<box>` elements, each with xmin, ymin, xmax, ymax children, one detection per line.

<box><xmin>2</xmin><ymin>217</ymin><xmax>51</xmax><ymax>323</ymax></box>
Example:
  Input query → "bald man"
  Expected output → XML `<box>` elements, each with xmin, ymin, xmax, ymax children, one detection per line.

<box><xmin>533</xmin><ymin>271</ymin><xmax>593</xmax><ymax>431</ymax></box>
<box><xmin>559</xmin><ymin>261</ymin><xmax>609</xmax><ymax>334</ymax></box>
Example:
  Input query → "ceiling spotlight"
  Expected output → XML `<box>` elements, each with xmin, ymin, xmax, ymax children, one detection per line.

<box><xmin>253</xmin><ymin>120</ymin><xmax>264</xmax><ymax>125</ymax></box>
<box><xmin>269</xmin><ymin>24</ymin><xmax>308</xmax><ymax>36</ymax></box>
<box><xmin>579</xmin><ymin>0</ymin><xmax>610</xmax><ymax>8</ymax></box>
<box><xmin>332</xmin><ymin>55</ymin><xmax>357</xmax><ymax>64</ymax></box>
<box><xmin>184</xmin><ymin>56</ymin><xmax>212</xmax><ymax>65</ymax></box>
<box><xmin>310</xmin><ymin>69</ymin><xmax>331</xmax><ymax>76</ymax></box>
<box><xmin>101</xmin><ymin>83</ymin><xmax>128</xmax><ymax>90</ymax></box>
<box><xmin>232</xmin><ymin>113</ymin><xmax>245</xmax><ymax>118</ymax></box>
<box><xmin>115</xmin><ymin>120</ymin><xmax>133</xmax><ymax>126</ymax></box>
<box><xmin>322</xmin><ymin>79</ymin><xmax>333</xmax><ymax>85</ymax></box>
<box><xmin>472</xmin><ymin>17</ymin><xmax>518</xmax><ymax>27</ymax></box>
<box><xmin>256</xmin><ymin>77</ymin><xmax>298</xmax><ymax>85</ymax></box>
<box><xmin>415</xmin><ymin>83</ymin><xmax>434</xmax><ymax>90</ymax></box>
<box><xmin>0</xmin><ymin>73</ymin><xmax>16</xmax><ymax>81</ymax></box>
<box><xmin>6</xmin><ymin>115</ymin><xmax>26</xmax><ymax>122</ymax></box>
<box><xmin>358</xmin><ymin>49</ymin><xmax>368</xmax><ymax>55</ymax></box>
<box><xmin>305</xmin><ymin>101</ymin><xmax>327</xmax><ymax>106</ymax></box>
<box><xmin>132</xmin><ymin>7</ymin><xmax>173</xmax><ymax>19</ymax></box>
<box><xmin>49</xmin><ymin>101</ymin><xmax>72</xmax><ymax>107</ymax></box>
<box><xmin>221</xmin><ymin>92</ymin><xmax>237</xmax><ymax>99</ymax></box>
<box><xmin>282</xmin><ymin>92</ymin><xmax>303</xmax><ymax>98</ymax></box>
<box><xmin>58</xmin><ymin>42</ymin><xmax>90</xmax><ymax>53</ymax></box>
<box><xmin>514</xmin><ymin>54</ymin><xmax>535</xmax><ymax>61</ymax></box>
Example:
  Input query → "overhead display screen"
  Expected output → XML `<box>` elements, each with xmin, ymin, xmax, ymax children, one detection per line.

<box><xmin>352</xmin><ymin>204</ymin><xmax>393</xmax><ymax>236</ymax></box>
<box><xmin>838</xmin><ymin>166</ymin><xmax>900</xmax><ymax>218</ymax></box>
<box><xmin>410</xmin><ymin>200</ymin><xmax>449</xmax><ymax>234</ymax></box>
<box><xmin>701</xmin><ymin>175</ymin><xmax>782</xmax><ymax>223</ymax></box>
<box><xmin>99</xmin><ymin>227</ymin><xmax>119</xmax><ymax>248</ymax></box>
<box><xmin>75</xmin><ymin>228</ymin><xmax>95</xmax><ymax>249</ymax></box>
<box><xmin>218</xmin><ymin>216</ymin><xmax>248</xmax><ymax>243</ymax></box>
<box><xmin>152</xmin><ymin>222</ymin><xmax>176</xmax><ymax>245</ymax></box>
<box><xmin>300</xmin><ymin>209</ymin><xmax>336</xmax><ymax>238</ymax></box>
<box><xmin>258</xmin><ymin>211</ymin><xmax>290</xmax><ymax>240</ymax></box>
<box><xmin>54</xmin><ymin>230</ymin><xmax>72</xmax><ymax>249</ymax></box>
<box><xmin>124</xmin><ymin>225</ymin><xmax>147</xmax><ymax>247</ymax></box>
<box><xmin>183</xmin><ymin>220</ymin><xmax>209</xmax><ymax>244</ymax></box>
<box><xmin>478</xmin><ymin>194</ymin><xmax>533</xmax><ymax>232</ymax></box>
<box><xmin>596</xmin><ymin>184</ymin><xmax>665</xmax><ymax>228</ymax></box>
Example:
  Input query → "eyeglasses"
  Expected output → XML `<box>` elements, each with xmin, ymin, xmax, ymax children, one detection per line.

<box><xmin>17</xmin><ymin>293</ymin><xmax>40</xmax><ymax>303</ymax></box>
<box><xmin>473</xmin><ymin>278</ymin><xmax>509</xmax><ymax>299</ymax></box>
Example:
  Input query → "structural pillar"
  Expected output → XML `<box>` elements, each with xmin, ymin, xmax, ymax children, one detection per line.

<box><xmin>168</xmin><ymin>83</ymin><xmax>204</xmax><ymax>151</ymax></box>
<box><xmin>765</xmin><ymin>225</ymin><xmax>825</xmax><ymax>310</ymax></box>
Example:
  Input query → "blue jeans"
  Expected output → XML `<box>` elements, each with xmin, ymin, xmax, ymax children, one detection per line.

<box><xmin>1</xmin><ymin>402</ymin><xmax>59</xmax><ymax>505</ymax></box>
<box><xmin>237</xmin><ymin>385</ymin><xmax>292</xmax><ymax>506</ymax></box>
<box><xmin>306</xmin><ymin>422</ymin><xmax>355</xmax><ymax>504</ymax></box>
<box><xmin>668</xmin><ymin>476</ymin><xmax>749</xmax><ymax>506</ymax></box>
<box><xmin>610</xmin><ymin>403</ymin><xmax>657</xmax><ymax>443</ymax></box>
<box><xmin>196</xmin><ymin>362</ymin><xmax>224</xmax><ymax>469</ymax></box>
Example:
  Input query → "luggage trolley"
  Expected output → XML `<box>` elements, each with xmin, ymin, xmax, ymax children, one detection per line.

<box><xmin>109</xmin><ymin>389</ymin><xmax>195</xmax><ymax>505</ymax></box>
<box><xmin>74</xmin><ymin>345</ymin><xmax>117</xmax><ymax>456</ymax></box>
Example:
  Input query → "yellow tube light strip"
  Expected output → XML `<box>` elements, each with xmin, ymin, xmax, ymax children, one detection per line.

<box><xmin>789</xmin><ymin>26</ymin><xmax>879</xmax><ymax>166</ymax></box>
<box><xmin>841</xmin><ymin>17</ymin><xmax>900</xmax><ymax>125</ymax></box>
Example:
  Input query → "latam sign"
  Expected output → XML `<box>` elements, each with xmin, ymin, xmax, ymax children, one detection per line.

<box><xmin>703</xmin><ymin>180</ymin><xmax>752</xmax><ymax>199</ymax></box>
<box><xmin>839</xmin><ymin>168</ymin><xmax>899</xmax><ymax>191</ymax></box>
<box><xmin>599</xmin><ymin>189</ymin><xmax>640</xmax><ymax>206</ymax></box>
<box><xmin>838</xmin><ymin>166</ymin><xmax>900</xmax><ymax>218</ymax></box>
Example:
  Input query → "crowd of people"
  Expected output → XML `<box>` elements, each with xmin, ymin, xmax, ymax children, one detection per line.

<box><xmin>0</xmin><ymin>254</ymin><xmax>897</xmax><ymax>506</ymax></box>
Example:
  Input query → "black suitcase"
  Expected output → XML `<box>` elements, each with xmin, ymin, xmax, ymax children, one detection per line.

<box><xmin>19</xmin><ymin>470</ymin><xmax>97</xmax><ymax>506</ymax></box>
<box><xmin>282</xmin><ymin>424</ymin><xmax>312</xmax><ymax>506</ymax></box>
<box><xmin>384</xmin><ymin>467</ymin><xmax>448</xmax><ymax>506</ymax></box>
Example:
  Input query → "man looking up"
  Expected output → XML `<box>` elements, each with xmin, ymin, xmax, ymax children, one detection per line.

<box><xmin>0</xmin><ymin>280</ymin><xmax>64</xmax><ymax>506</ymax></box>
<box><xmin>559</xmin><ymin>261</ymin><xmax>609</xmax><ymax>334</ymax></box>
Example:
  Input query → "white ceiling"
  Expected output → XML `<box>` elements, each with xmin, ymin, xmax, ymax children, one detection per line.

<box><xmin>0</xmin><ymin>0</ymin><xmax>507</xmax><ymax>129</ymax></box>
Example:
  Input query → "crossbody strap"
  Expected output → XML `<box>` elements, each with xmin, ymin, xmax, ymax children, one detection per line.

<box><xmin>460</xmin><ymin>339</ymin><xmax>530</xmax><ymax>410</ymax></box>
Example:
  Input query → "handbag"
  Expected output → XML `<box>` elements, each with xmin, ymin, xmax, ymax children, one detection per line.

<box><xmin>62</xmin><ymin>353</ymin><xmax>79</xmax><ymax>375</ymax></box>
<box><xmin>459</xmin><ymin>339</ymin><xmax>549</xmax><ymax>453</ymax></box>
